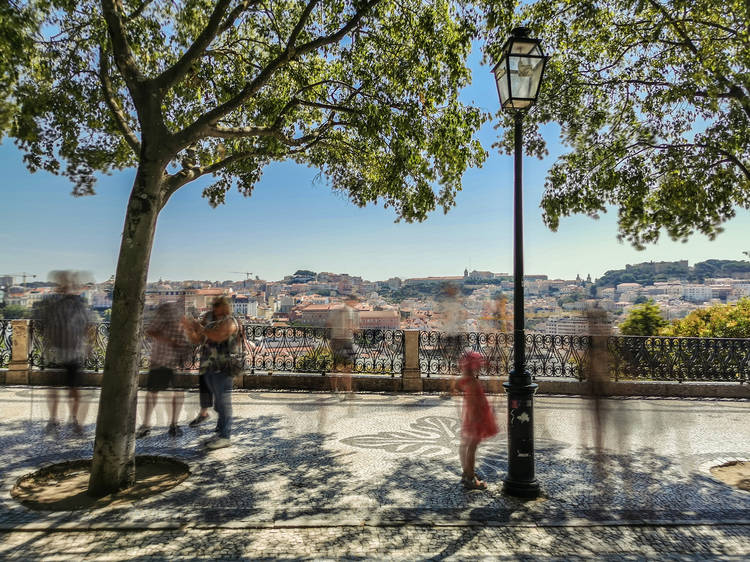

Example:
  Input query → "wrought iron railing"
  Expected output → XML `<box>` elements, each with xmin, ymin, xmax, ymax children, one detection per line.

<box><xmin>419</xmin><ymin>331</ymin><xmax>590</xmax><ymax>380</ymax></box>
<box><xmin>0</xmin><ymin>320</ymin><xmax>11</xmax><ymax>368</ymax></box>
<box><xmin>28</xmin><ymin>320</ymin><xmax>44</xmax><ymax>369</ymax></box>
<box><xmin>24</xmin><ymin>321</ymin><xmax>750</xmax><ymax>383</ymax></box>
<box><xmin>608</xmin><ymin>336</ymin><xmax>750</xmax><ymax>383</ymax></box>
<box><xmin>244</xmin><ymin>325</ymin><xmax>403</xmax><ymax>376</ymax></box>
<box><xmin>29</xmin><ymin>319</ymin><xmax>115</xmax><ymax>371</ymax></box>
<box><xmin>28</xmin><ymin>321</ymin><xmax>402</xmax><ymax>376</ymax></box>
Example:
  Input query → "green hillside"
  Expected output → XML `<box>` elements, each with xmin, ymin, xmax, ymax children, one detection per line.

<box><xmin>595</xmin><ymin>260</ymin><xmax>750</xmax><ymax>288</ymax></box>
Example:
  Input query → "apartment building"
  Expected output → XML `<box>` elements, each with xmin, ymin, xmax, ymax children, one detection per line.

<box><xmin>544</xmin><ymin>315</ymin><xmax>614</xmax><ymax>336</ymax></box>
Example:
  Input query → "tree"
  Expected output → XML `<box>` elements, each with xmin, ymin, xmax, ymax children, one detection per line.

<box><xmin>661</xmin><ymin>298</ymin><xmax>750</xmax><ymax>338</ymax></box>
<box><xmin>0</xmin><ymin>2</ymin><xmax>39</xmax><ymax>133</ymax></box>
<box><xmin>619</xmin><ymin>300</ymin><xmax>667</xmax><ymax>336</ymax></box>
<box><xmin>5</xmin><ymin>0</ymin><xmax>486</xmax><ymax>495</ymax></box>
<box><xmin>493</xmin><ymin>293</ymin><xmax>511</xmax><ymax>332</ymax></box>
<box><xmin>487</xmin><ymin>0</ymin><xmax>750</xmax><ymax>248</ymax></box>
<box><xmin>0</xmin><ymin>304</ymin><xmax>32</xmax><ymax>319</ymax></box>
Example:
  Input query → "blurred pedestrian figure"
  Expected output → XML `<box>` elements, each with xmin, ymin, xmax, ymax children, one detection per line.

<box><xmin>38</xmin><ymin>270</ymin><xmax>93</xmax><ymax>435</ymax></box>
<box><xmin>584</xmin><ymin>306</ymin><xmax>614</xmax><ymax>476</ymax></box>
<box><xmin>183</xmin><ymin>296</ymin><xmax>241</xmax><ymax>450</ymax></box>
<box><xmin>136</xmin><ymin>301</ymin><xmax>192</xmax><ymax>439</ymax></box>
<box><xmin>188</xmin><ymin>368</ymin><xmax>214</xmax><ymax>428</ymax></box>
<box><xmin>327</xmin><ymin>295</ymin><xmax>359</xmax><ymax>395</ymax></box>
<box><xmin>184</xmin><ymin>304</ymin><xmax>214</xmax><ymax>428</ymax></box>
<box><xmin>438</xmin><ymin>284</ymin><xmax>467</xmax><ymax>372</ymax></box>
<box><xmin>453</xmin><ymin>351</ymin><xmax>498</xmax><ymax>490</ymax></box>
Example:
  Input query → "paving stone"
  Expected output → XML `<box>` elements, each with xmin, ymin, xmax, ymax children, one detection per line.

<box><xmin>1</xmin><ymin>387</ymin><xmax>749</xmax><ymax>557</ymax></box>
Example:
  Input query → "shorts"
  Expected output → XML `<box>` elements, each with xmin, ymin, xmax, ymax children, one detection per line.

<box><xmin>62</xmin><ymin>362</ymin><xmax>83</xmax><ymax>388</ymax></box>
<box><xmin>330</xmin><ymin>339</ymin><xmax>355</xmax><ymax>366</ymax></box>
<box><xmin>145</xmin><ymin>366</ymin><xmax>175</xmax><ymax>391</ymax></box>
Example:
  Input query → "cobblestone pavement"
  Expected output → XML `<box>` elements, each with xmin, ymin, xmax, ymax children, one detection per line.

<box><xmin>1</xmin><ymin>524</ymin><xmax>749</xmax><ymax>560</ymax></box>
<box><xmin>1</xmin><ymin>386</ymin><xmax>749</xmax><ymax>558</ymax></box>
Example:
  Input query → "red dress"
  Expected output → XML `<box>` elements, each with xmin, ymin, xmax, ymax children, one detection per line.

<box><xmin>457</xmin><ymin>375</ymin><xmax>498</xmax><ymax>441</ymax></box>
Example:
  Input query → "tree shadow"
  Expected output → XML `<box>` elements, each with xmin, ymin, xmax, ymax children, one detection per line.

<box><xmin>1</xmin><ymin>390</ymin><xmax>750</xmax><ymax>559</ymax></box>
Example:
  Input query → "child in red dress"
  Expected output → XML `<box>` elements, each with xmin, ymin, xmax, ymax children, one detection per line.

<box><xmin>454</xmin><ymin>351</ymin><xmax>498</xmax><ymax>489</ymax></box>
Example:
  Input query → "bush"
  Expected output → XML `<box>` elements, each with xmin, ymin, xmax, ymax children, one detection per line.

<box><xmin>297</xmin><ymin>349</ymin><xmax>333</xmax><ymax>372</ymax></box>
<box><xmin>619</xmin><ymin>300</ymin><xmax>667</xmax><ymax>336</ymax></box>
<box><xmin>661</xmin><ymin>298</ymin><xmax>750</xmax><ymax>338</ymax></box>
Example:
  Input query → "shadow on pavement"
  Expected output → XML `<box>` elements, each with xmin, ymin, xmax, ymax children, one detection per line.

<box><xmin>1</xmin><ymin>392</ymin><xmax>750</xmax><ymax>559</ymax></box>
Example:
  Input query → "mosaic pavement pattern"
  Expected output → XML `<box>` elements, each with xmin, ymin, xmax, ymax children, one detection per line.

<box><xmin>0</xmin><ymin>387</ymin><xmax>749</xmax><ymax>558</ymax></box>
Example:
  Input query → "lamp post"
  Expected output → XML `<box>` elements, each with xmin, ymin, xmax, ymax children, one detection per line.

<box><xmin>491</xmin><ymin>27</ymin><xmax>548</xmax><ymax>499</ymax></box>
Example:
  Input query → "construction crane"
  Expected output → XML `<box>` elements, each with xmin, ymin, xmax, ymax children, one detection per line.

<box><xmin>0</xmin><ymin>272</ymin><xmax>37</xmax><ymax>287</ymax></box>
<box><xmin>230</xmin><ymin>271</ymin><xmax>253</xmax><ymax>288</ymax></box>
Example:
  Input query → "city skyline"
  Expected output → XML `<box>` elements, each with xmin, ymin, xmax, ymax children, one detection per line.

<box><xmin>1</xmin><ymin>46</ymin><xmax>749</xmax><ymax>284</ymax></box>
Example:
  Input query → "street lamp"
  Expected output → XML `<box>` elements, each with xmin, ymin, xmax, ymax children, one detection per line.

<box><xmin>491</xmin><ymin>26</ymin><xmax>548</xmax><ymax>499</ymax></box>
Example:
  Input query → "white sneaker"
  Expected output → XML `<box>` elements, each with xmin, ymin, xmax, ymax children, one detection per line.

<box><xmin>205</xmin><ymin>437</ymin><xmax>231</xmax><ymax>450</ymax></box>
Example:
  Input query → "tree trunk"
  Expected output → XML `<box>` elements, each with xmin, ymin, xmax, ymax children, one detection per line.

<box><xmin>88</xmin><ymin>160</ymin><xmax>164</xmax><ymax>497</ymax></box>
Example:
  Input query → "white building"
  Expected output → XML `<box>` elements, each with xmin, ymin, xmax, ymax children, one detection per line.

<box><xmin>616</xmin><ymin>282</ymin><xmax>642</xmax><ymax>294</ymax></box>
<box><xmin>232</xmin><ymin>295</ymin><xmax>258</xmax><ymax>317</ymax></box>
<box><xmin>681</xmin><ymin>284</ymin><xmax>713</xmax><ymax>303</ymax></box>
<box><xmin>620</xmin><ymin>291</ymin><xmax>641</xmax><ymax>303</ymax></box>
<box><xmin>544</xmin><ymin>315</ymin><xmax>614</xmax><ymax>336</ymax></box>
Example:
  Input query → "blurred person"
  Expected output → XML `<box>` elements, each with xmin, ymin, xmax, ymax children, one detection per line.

<box><xmin>136</xmin><ymin>301</ymin><xmax>192</xmax><ymax>439</ymax></box>
<box><xmin>327</xmin><ymin>295</ymin><xmax>359</xmax><ymax>396</ymax></box>
<box><xmin>584</xmin><ymin>306</ymin><xmax>613</xmax><ymax>474</ymax></box>
<box><xmin>38</xmin><ymin>270</ymin><xmax>93</xmax><ymax>435</ymax></box>
<box><xmin>438</xmin><ymin>284</ymin><xmax>467</xmax><ymax>372</ymax></box>
<box><xmin>183</xmin><ymin>296</ymin><xmax>240</xmax><ymax>450</ymax></box>
<box><xmin>452</xmin><ymin>351</ymin><xmax>498</xmax><ymax>490</ymax></box>
<box><xmin>183</xmin><ymin>306</ymin><xmax>214</xmax><ymax>428</ymax></box>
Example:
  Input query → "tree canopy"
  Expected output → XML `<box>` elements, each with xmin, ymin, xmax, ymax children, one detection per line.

<box><xmin>661</xmin><ymin>298</ymin><xmax>750</xmax><ymax>338</ymax></box>
<box><xmin>618</xmin><ymin>300</ymin><xmax>666</xmax><ymax>335</ymax></box>
<box><xmin>8</xmin><ymin>0</ymin><xmax>487</xmax><ymax>220</ymax></box>
<box><xmin>1</xmin><ymin>0</ymin><xmax>495</xmax><ymax>495</ymax></box>
<box><xmin>490</xmin><ymin>0</ymin><xmax>750</xmax><ymax>248</ymax></box>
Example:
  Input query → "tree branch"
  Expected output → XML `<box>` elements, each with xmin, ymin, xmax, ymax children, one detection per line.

<box><xmin>100</xmin><ymin>0</ymin><xmax>145</xmax><ymax>93</ymax></box>
<box><xmin>218</xmin><ymin>0</ymin><xmax>261</xmax><ymax>33</ymax></box>
<box><xmin>98</xmin><ymin>46</ymin><xmax>141</xmax><ymax>154</ymax></box>
<box><xmin>164</xmin><ymin>116</ymin><xmax>351</xmax><ymax>199</ymax></box>
<box><xmin>638</xmin><ymin>141</ymin><xmax>750</xmax><ymax>181</ymax></box>
<box><xmin>125</xmin><ymin>0</ymin><xmax>154</xmax><ymax>20</ymax></box>
<box><xmin>297</xmin><ymin>99</ymin><xmax>360</xmax><ymax>114</ymax></box>
<box><xmin>209</xmin><ymin>125</ymin><xmax>285</xmax><ymax>139</ymax></box>
<box><xmin>209</xmin><ymin>119</ymin><xmax>351</xmax><ymax>145</ymax></box>
<box><xmin>174</xmin><ymin>0</ymin><xmax>381</xmax><ymax>149</ymax></box>
<box><xmin>286</xmin><ymin>0</ymin><xmax>321</xmax><ymax>51</ymax></box>
<box><xmin>154</xmin><ymin>0</ymin><xmax>233</xmax><ymax>91</ymax></box>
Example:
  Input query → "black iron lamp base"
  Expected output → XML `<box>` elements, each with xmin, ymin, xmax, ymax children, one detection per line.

<box><xmin>502</xmin><ymin>476</ymin><xmax>541</xmax><ymax>499</ymax></box>
<box><xmin>503</xmin><ymin>378</ymin><xmax>540</xmax><ymax>499</ymax></box>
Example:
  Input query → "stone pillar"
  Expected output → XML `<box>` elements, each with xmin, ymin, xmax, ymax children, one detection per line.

<box><xmin>401</xmin><ymin>330</ymin><xmax>423</xmax><ymax>392</ymax></box>
<box><xmin>7</xmin><ymin>320</ymin><xmax>31</xmax><ymax>385</ymax></box>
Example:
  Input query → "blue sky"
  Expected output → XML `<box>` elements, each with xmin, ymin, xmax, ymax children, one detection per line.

<box><xmin>1</xmin><ymin>45</ymin><xmax>748</xmax><ymax>285</ymax></box>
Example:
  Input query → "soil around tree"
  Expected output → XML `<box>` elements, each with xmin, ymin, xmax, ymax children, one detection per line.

<box><xmin>710</xmin><ymin>461</ymin><xmax>750</xmax><ymax>492</ymax></box>
<box><xmin>11</xmin><ymin>456</ymin><xmax>189</xmax><ymax>511</ymax></box>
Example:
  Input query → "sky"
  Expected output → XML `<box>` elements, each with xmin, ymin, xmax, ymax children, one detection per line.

<box><xmin>1</xmin><ymin>45</ymin><xmax>748</xmax><ymax>285</ymax></box>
